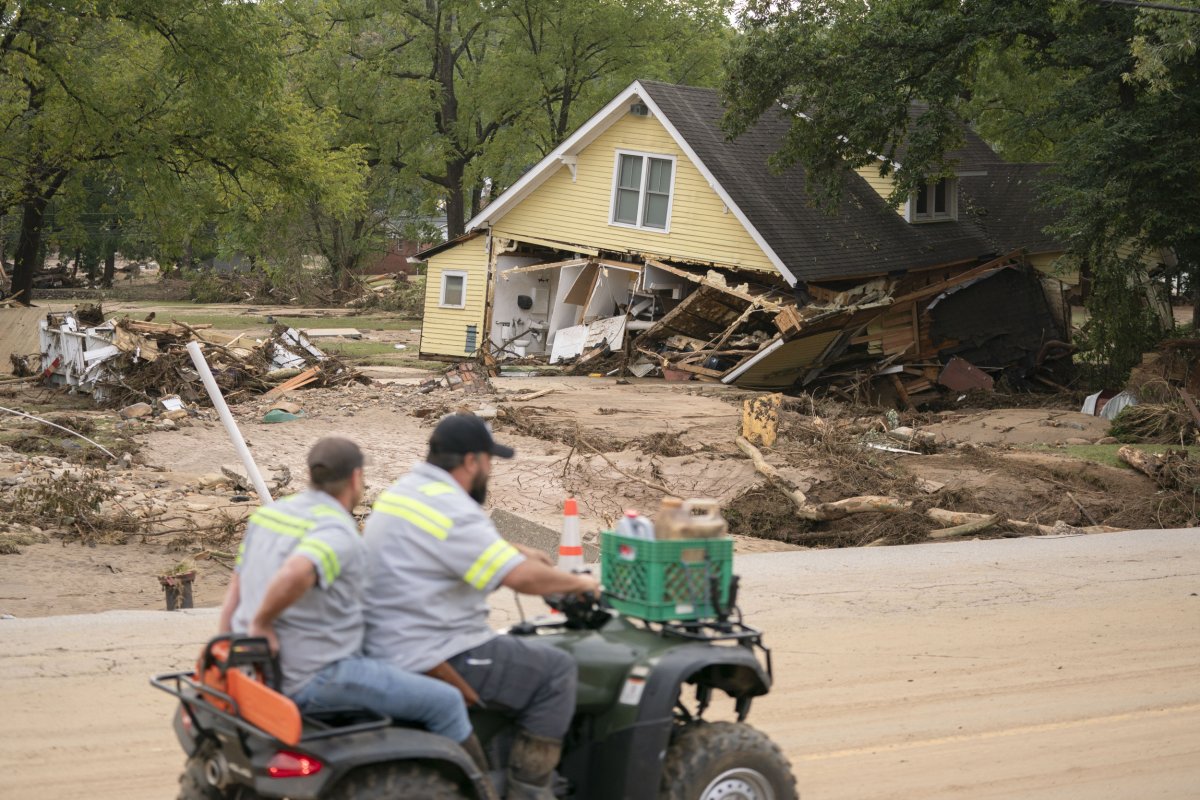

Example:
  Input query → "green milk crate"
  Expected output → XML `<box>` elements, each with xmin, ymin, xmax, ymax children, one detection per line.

<box><xmin>600</xmin><ymin>531</ymin><xmax>733</xmax><ymax>622</ymax></box>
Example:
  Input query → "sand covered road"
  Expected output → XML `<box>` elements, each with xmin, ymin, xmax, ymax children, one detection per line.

<box><xmin>1</xmin><ymin>529</ymin><xmax>1197</xmax><ymax>800</ymax></box>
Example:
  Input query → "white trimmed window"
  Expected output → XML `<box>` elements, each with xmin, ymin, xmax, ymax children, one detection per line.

<box><xmin>439</xmin><ymin>270</ymin><xmax>467</xmax><ymax>308</ymax></box>
<box><xmin>610</xmin><ymin>151</ymin><xmax>675</xmax><ymax>231</ymax></box>
<box><xmin>908</xmin><ymin>177</ymin><xmax>957</xmax><ymax>222</ymax></box>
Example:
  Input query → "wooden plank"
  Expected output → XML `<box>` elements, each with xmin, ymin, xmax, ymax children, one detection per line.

<box><xmin>644</xmin><ymin>259</ymin><xmax>781</xmax><ymax>310</ymax></box>
<box><xmin>502</xmin><ymin>257</ymin><xmax>590</xmax><ymax>277</ymax></box>
<box><xmin>263</xmin><ymin>366</ymin><xmax>321</xmax><ymax>400</ymax></box>
<box><xmin>669</xmin><ymin>361</ymin><xmax>724</xmax><ymax>378</ymax></box>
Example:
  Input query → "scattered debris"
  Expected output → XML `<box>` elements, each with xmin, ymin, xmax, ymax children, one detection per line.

<box><xmin>36</xmin><ymin>307</ymin><xmax>364</xmax><ymax>406</ymax></box>
<box><xmin>420</xmin><ymin>361</ymin><xmax>494</xmax><ymax>394</ymax></box>
<box><xmin>480</xmin><ymin>249</ymin><xmax>1070</xmax><ymax>405</ymax></box>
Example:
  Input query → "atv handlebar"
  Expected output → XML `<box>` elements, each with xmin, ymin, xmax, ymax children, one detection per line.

<box><xmin>545</xmin><ymin>590</ymin><xmax>612</xmax><ymax>630</ymax></box>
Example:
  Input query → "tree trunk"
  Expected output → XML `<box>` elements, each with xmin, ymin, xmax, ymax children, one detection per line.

<box><xmin>70</xmin><ymin>248</ymin><xmax>81</xmax><ymax>279</ymax></box>
<box><xmin>11</xmin><ymin>193</ymin><xmax>51</xmax><ymax>305</ymax></box>
<box><xmin>102</xmin><ymin>247</ymin><xmax>116</xmax><ymax>288</ymax></box>
<box><xmin>444</xmin><ymin>157</ymin><xmax>467</xmax><ymax>238</ymax></box>
<box><xmin>1191</xmin><ymin>261</ymin><xmax>1200</xmax><ymax>330</ymax></box>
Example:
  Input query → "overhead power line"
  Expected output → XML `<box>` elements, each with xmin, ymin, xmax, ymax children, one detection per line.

<box><xmin>1092</xmin><ymin>0</ymin><xmax>1200</xmax><ymax>14</ymax></box>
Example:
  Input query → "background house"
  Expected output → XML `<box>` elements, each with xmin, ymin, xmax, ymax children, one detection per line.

<box><xmin>416</xmin><ymin>80</ymin><xmax>1131</xmax><ymax>394</ymax></box>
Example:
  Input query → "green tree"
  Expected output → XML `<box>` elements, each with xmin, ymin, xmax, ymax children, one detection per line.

<box><xmin>723</xmin><ymin>0</ymin><xmax>1200</xmax><ymax>384</ymax></box>
<box><xmin>0</xmin><ymin>1</ymin><xmax>364</xmax><ymax>304</ymax></box>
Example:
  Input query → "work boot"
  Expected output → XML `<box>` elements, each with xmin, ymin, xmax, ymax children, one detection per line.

<box><xmin>505</xmin><ymin>729</ymin><xmax>561</xmax><ymax>800</ymax></box>
<box><xmin>460</xmin><ymin>732</ymin><xmax>490</xmax><ymax>775</ymax></box>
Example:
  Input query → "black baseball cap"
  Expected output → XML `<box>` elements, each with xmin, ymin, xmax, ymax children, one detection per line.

<box><xmin>307</xmin><ymin>437</ymin><xmax>365</xmax><ymax>484</ymax></box>
<box><xmin>429</xmin><ymin>413</ymin><xmax>515</xmax><ymax>459</ymax></box>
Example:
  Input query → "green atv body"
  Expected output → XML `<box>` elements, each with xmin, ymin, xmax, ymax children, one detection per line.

<box><xmin>155</xmin><ymin>593</ymin><xmax>796</xmax><ymax>800</ymax></box>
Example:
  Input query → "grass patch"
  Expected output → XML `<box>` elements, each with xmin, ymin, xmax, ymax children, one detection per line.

<box><xmin>152</xmin><ymin>312</ymin><xmax>422</xmax><ymax>332</ymax></box>
<box><xmin>318</xmin><ymin>341</ymin><xmax>445</xmax><ymax>370</ymax></box>
<box><xmin>1029</xmin><ymin>442</ymin><xmax>1200</xmax><ymax>469</ymax></box>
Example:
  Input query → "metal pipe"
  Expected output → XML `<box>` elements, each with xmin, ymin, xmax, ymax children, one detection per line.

<box><xmin>0</xmin><ymin>405</ymin><xmax>117</xmax><ymax>460</ymax></box>
<box><xmin>185</xmin><ymin>341</ymin><xmax>272</xmax><ymax>504</ymax></box>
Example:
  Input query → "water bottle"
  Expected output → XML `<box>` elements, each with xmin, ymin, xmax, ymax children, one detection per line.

<box><xmin>616</xmin><ymin>510</ymin><xmax>655</xmax><ymax>540</ymax></box>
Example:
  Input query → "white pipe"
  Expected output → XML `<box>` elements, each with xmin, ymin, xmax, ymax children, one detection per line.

<box><xmin>722</xmin><ymin>337</ymin><xmax>785</xmax><ymax>384</ymax></box>
<box><xmin>185</xmin><ymin>341</ymin><xmax>272</xmax><ymax>504</ymax></box>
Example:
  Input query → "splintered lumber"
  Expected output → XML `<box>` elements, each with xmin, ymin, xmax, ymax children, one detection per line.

<box><xmin>671</xmin><ymin>362</ymin><xmax>724</xmax><ymax>378</ymax></box>
<box><xmin>928</xmin><ymin>512</ymin><xmax>1004</xmax><ymax>539</ymax></box>
<box><xmin>263</xmin><ymin>366</ymin><xmax>321</xmax><ymax>400</ymax></box>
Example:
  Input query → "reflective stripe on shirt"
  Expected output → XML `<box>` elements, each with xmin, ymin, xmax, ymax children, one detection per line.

<box><xmin>464</xmin><ymin>540</ymin><xmax>521</xmax><ymax>590</ymax></box>
<box><xmin>371</xmin><ymin>492</ymin><xmax>451</xmax><ymax>540</ymax></box>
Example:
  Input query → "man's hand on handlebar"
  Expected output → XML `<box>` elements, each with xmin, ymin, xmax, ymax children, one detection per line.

<box><xmin>570</xmin><ymin>572</ymin><xmax>601</xmax><ymax>598</ymax></box>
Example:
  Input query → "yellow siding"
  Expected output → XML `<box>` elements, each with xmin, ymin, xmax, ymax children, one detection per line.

<box><xmin>493</xmin><ymin>113</ymin><xmax>776</xmax><ymax>274</ymax></box>
<box><xmin>1116</xmin><ymin>241</ymin><xmax>1167</xmax><ymax>272</ymax></box>
<box><xmin>420</xmin><ymin>236</ymin><xmax>489</xmax><ymax>358</ymax></box>
<box><xmin>854</xmin><ymin>165</ymin><xmax>905</xmax><ymax>216</ymax></box>
<box><xmin>1029</xmin><ymin>252</ymin><xmax>1078</xmax><ymax>285</ymax></box>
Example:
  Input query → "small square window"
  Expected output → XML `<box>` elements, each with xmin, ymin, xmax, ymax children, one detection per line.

<box><xmin>440</xmin><ymin>272</ymin><xmax>466</xmax><ymax>308</ymax></box>
<box><xmin>909</xmin><ymin>177</ymin><xmax>956</xmax><ymax>223</ymax></box>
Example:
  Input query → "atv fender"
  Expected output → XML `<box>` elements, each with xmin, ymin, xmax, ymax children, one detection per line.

<box><xmin>252</xmin><ymin>726</ymin><xmax>491</xmax><ymax>800</ymax></box>
<box><xmin>593</xmin><ymin>643</ymin><xmax>770</xmax><ymax>800</ymax></box>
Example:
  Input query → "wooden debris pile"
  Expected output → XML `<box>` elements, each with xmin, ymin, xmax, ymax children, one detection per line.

<box><xmin>37</xmin><ymin>309</ymin><xmax>364</xmax><ymax>406</ymax></box>
<box><xmin>632</xmin><ymin>252</ymin><xmax>1073</xmax><ymax>404</ymax></box>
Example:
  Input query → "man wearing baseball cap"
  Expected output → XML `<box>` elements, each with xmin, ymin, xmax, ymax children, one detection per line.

<box><xmin>363</xmin><ymin>413</ymin><xmax>599</xmax><ymax>800</ymax></box>
<box><xmin>218</xmin><ymin>437</ymin><xmax>482</xmax><ymax>765</ymax></box>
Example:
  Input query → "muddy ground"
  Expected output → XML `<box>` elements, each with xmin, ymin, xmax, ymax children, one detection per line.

<box><xmin>0</xmin><ymin>301</ymin><xmax>1183</xmax><ymax>618</ymax></box>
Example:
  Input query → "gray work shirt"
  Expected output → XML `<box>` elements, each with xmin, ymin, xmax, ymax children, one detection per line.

<box><xmin>362</xmin><ymin>462</ymin><xmax>526</xmax><ymax>672</ymax></box>
<box><xmin>232</xmin><ymin>490</ymin><xmax>364</xmax><ymax>696</ymax></box>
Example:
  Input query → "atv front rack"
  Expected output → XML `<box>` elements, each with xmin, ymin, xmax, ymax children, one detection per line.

<box><xmin>151</xmin><ymin>671</ymin><xmax>392</xmax><ymax>744</ymax></box>
<box><xmin>635</xmin><ymin>617</ymin><xmax>773</xmax><ymax>681</ymax></box>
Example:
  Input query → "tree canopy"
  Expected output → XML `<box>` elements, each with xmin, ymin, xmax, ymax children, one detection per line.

<box><xmin>724</xmin><ymin>0</ymin><xmax>1200</xmax><ymax>382</ymax></box>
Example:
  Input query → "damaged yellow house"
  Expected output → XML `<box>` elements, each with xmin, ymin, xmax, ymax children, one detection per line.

<box><xmin>417</xmin><ymin>80</ymin><xmax>1169</xmax><ymax>394</ymax></box>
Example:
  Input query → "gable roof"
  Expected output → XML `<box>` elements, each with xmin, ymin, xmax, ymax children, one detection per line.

<box><xmin>470</xmin><ymin>80</ymin><xmax>1057</xmax><ymax>285</ymax></box>
<box><xmin>959</xmin><ymin>163</ymin><xmax>1063</xmax><ymax>255</ymax></box>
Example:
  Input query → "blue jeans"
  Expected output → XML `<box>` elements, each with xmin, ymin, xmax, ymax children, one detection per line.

<box><xmin>292</xmin><ymin>656</ymin><xmax>471</xmax><ymax>743</ymax></box>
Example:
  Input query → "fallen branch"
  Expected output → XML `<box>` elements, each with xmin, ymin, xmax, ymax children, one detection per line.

<box><xmin>511</xmin><ymin>388</ymin><xmax>556</xmax><ymax>402</ymax></box>
<box><xmin>1118</xmin><ymin>445</ymin><xmax>1162</xmax><ymax>479</ymax></box>
<box><xmin>928</xmin><ymin>512</ymin><xmax>1004</xmax><ymax>539</ymax></box>
<box><xmin>577</xmin><ymin>434</ymin><xmax>674</xmax><ymax>496</ymax></box>
<box><xmin>736</xmin><ymin>435</ymin><xmax>809</xmax><ymax>508</ymax></box>
<box><xmin>736</xmin><ymin>436</ymin><xmax>912</xmax><ymax>521</ymax></box>
<box><xmin>1066</xmin><ymin>492</ymin><xmax>1099</xmax><ymax>527</ymax></box>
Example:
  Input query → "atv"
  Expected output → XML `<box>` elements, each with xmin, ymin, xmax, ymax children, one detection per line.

<box><xmin>152</xmin><ymin>581</ymin><xmax>796</xmax><ymax>800</ymax></box>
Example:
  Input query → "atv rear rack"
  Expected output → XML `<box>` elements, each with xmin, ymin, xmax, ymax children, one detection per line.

<box><xmin>151</xmin><ymin>671</ymin><xmax>392</xmax><ymax>744</ymax></box>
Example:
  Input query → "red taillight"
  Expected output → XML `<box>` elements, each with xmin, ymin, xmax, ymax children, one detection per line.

<box><xmin>267</xmin><ymin>750</ymin><xmax>323</xmax><ymax>778</ymax></box>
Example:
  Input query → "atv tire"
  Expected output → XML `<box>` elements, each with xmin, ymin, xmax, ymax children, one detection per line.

<box><xmin>330</xmin><ymin>762</ymin><xmax>468</xmax><ymax>799</ymax></box>
<box><xmin>177</xmin><ymin>742</ymin><xmax>259</xmax><ymax>800</ymax></box>
<box><xmin>660</xmin><ymin>721</ymin><xmax>797</xmax><ymax>800</ymax></box>
<box><xmin>178</xmin><ymin>751</ymin><xmax>223</xmax><ymax>800</ymax></box>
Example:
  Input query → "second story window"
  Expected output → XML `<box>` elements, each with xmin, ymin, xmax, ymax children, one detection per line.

<box><xmin>611</xmin><ymin>151</ymin><xmax>675</xmax><ymax>231</ymax></box>
<box><xmin>909</xmin><ymin>177</ymin><xmax>957</xmax><ymax>222</ymax></box>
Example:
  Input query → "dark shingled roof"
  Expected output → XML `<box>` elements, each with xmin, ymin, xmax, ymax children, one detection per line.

<box><xmin>638</xmin><ymin>81</ymin><xmax>1058</xmax><ymax>283</ymax></box>
<box><xmin>960</xmin><ymin>164</ymin><xmax>1063</xmax><ymax>255</ymax></box>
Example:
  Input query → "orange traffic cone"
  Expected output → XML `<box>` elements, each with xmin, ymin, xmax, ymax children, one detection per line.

<box><xmin>558</xmin><ymin>498</ymin><xmax>585</xmax><ymax>572</ymax></box>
